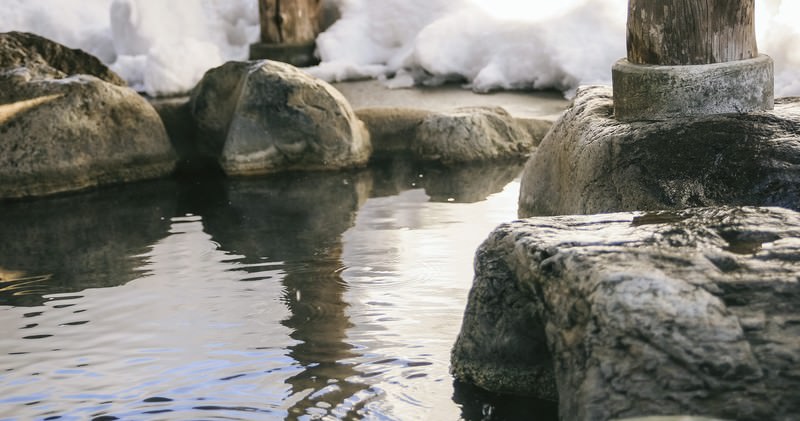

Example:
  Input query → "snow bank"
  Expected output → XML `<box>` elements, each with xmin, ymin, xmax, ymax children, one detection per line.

<box><xmin>109</xmin><ymin>0</ymin><xmax>258</xmax><ymax>96</ymax></box>
<box><xmin>309</xmin><ymin>0</ymin><xmax>800</xmax><ymax>97</ymax></box>
<box><xmin>0</xmin><ymin>0</ymin><xmax>116</xmax><ymax>63</ymax></box>
<box><xmin>0</xmin><ymin>0</ymin><xmax>797</xmax><ymax>97</ymax></box>
<box><xmin>0</xmin><ymin>0</ymin><xmax>258</xmax><ymax>97</ymax></box>
<box><xmin>758</xmin><ymin>0</ymin><xmax>800</xmax><ymax>97</ymax></box>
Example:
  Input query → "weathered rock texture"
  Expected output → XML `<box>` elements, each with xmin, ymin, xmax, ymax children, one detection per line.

<box><xmin>0</xmin><ymin>32</ymin><xmax>175</xmax><ymax>199</ymax></box>
<box><xmin>0</xmin><ymin>31</ymin><xmax>126</xmax><ymax>86</ymax></box>
<box><xmin>614</xmin><ymin>418</ymin><xmax>728</xmax><ymax>421</ymax></box>
<box><xmin>356</xmin><ymin>106</ymin><xmax>551</xmax><ymax>164</ymax></box>
<box><xmin>519</xmin><ymin>86</ymin><xmax>800</xmax><ymax>217</ymax></box>
<box><xmin>414</xmin><ymin>107</ymin><xmax>543</xmax><ymax>164</ymax></box>
<box><xmin>452</xmin><ymin>206</ymin><xmax>800</xmax><ymax>421</ymax></box>
<box><xmin>612</xmin><ymin>55</ymin><xmax>774</xmax><ymax>121</ymax></box>
<box><xmin>190</xmin><ymin>60</ymin><xmax>371</xmax><ymax>176</ymax></box>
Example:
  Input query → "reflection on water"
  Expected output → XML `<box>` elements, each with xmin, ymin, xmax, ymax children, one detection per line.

<box><xmin>0</xmin><ymin>158</ymin><xmax>556</xmax><ymax>420</ymax></box>
<box><xmin>0</xmin><ymin>182</ymin><xmax>176</xmax><ymax>307</ymax></box>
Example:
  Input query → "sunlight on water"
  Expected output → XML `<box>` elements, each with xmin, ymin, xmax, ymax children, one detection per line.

<box><xmin>340</xmin><ymin>182</ymin><xmax>522</xmax><ymax>418</ymax></box>
<box><xmin>0</xmin><ymin>161</ymin><xmax>556</xmax><ymax>420</ymax></box>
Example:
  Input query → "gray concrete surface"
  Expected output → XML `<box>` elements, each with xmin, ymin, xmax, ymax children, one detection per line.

<box><xmin>332</xmin><ymin>80</ymin><xmax>569</xmax><ymax>121</ymax></box>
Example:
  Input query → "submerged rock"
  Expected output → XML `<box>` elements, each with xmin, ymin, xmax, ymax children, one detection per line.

<box><xmin>0</xmin><ymin>32</ymin><xmax>175</xmax><ymax>199</ymax></box>
<box><xmin>518</xmin><ymin>85</ymin><xmax>800</xmax><ymax>217</ymax></box>
<box><xmin>452</xmin><ymin>206</ymin><xmax>800</xmax><ymax>421</ymax></box>
<box><xmin>190</xmin><ymin>60</ymin><xmax>371</xmax><ymax>176</ymax></box>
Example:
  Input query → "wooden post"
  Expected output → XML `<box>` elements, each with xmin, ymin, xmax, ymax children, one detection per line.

<box><xmin>627</xmin><ymin>0</ymin><xmax>758</xmax><ymax>65</ymax></box>
<box><xmin>613</xmin><ymin>0</ymin><xmax>773</xmax><ymax>121</ymax></box>
<box><xmin>250</xmin><ymin>0</ymin><xmax>322</xmax><ymax>67</ymax></box>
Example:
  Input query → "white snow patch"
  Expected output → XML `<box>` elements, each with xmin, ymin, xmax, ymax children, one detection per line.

<box><xmin>0</xmin><ymin>0</ymin><xmax>798</xmax><ymax>97</ymax></box>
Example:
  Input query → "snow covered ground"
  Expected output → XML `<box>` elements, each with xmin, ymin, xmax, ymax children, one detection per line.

<box><xmin>1</xmin><ymin>0</ymin><xmax>798</xmax><ymax>98</ymax></box>
<box><xmin>0</xmin><ymin>0</ymin><xmax>258</xmax><ymax>96</ymax></box>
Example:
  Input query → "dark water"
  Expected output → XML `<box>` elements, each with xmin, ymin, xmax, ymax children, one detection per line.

<box><xmin>0</xmin><ymin>159</ymin><xmax>557</xmax><ymax>420</ymax></box>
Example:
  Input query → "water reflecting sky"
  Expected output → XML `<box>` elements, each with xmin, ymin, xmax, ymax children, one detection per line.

<box><xmin>0</xmin><ymin>159</ymin><xmax>556</xmax><ymax>420</ymax></box>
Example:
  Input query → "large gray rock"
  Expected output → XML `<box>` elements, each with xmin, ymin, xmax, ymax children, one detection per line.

<box><xmin>357</xmin><ymin>106</ymin><xmax>550</xmax><ymax>164</ymax></box>
<box><xmin>0</xmin><ymin>33</ymin><xmax>175</xmax><ymax>199</ymax></box>
<box><xmin>413</xmin><ymin>106</ymin><xmax>543</xmax><ymax>164</ymax></box>
<box><xmin>0</xmin><ymin>31</ymin><xmax>126</xmax><ymax>86</ymax></box>
<box><xmin>452</xmin><ymin>206</ymin><xmax>800</xmax><ymax>421</ymax></box>
<box><xmin>190</xmin><ymin>60</ymin><xmax>371</xmax><ymax>176</ymax></box>
<box><xmin>518</xmin><ymin>85</ymin><xmax>800</xmax><ymax>217</ymax></box>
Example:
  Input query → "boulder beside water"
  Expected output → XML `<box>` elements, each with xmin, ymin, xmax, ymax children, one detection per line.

<box><xmin>518</xmin><ymin>85</ymin><xmax>800</xmax><ymax>217</ymax></box>
<box><xmin>452</xmin><ymin>206</ymin><xmax>800</xmax><ymax>421</ymax></box>
<box><xmin>0</xmin><ymin>31</ymin><xmax>175</xmax><ymax>199</ymax></box>
<box><xmin>190</xmin><ymin>60</ymin><xmax>371</xmax><ymax>176</ymax></box>
<box><xmin>0</xmin><ymin>31</ymin><xmax>126</xmax><ymax>87</ymax></box>
<box><xmin>413</xmin><ymin>106</ymin><xmax>544</xmax><ymax>164</ymax></box>
<box><xmin>356</xmin><ymin>106</ymin><xmax>551</xmax><ymax>164</ymax></box>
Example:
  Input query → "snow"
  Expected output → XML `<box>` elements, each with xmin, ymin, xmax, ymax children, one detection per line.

<box><xmin>310</xmin><ymin>0</ymin><xmax>799</xmax><ymax>97</ymax></box>
<box><xmin>0</xmin><ymin>0</ymin><xmax>257</xmax><ymax>97</ymax></box>
<box><xmin>0</xmin><ymin>0</ymin><xmax>798</xmax><ymax>97</ymax></box>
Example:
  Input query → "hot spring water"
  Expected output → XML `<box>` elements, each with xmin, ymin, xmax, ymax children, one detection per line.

<box><xmin>0</xmin><ymin>159</ymin><xmax>556</xmax><ymax>420</ymax></box>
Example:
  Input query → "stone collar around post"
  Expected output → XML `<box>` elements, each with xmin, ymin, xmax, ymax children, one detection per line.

<box><xmin>613</xmin><ymin>0</ymin><xmax>774</xmax><ymax>121</ymax></box>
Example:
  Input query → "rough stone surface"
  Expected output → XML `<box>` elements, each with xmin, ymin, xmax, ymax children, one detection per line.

<box><xmin>519</xmin><ymin>85</ymin><xmax>800</xmax><ymax>217</ymax></box>
<box><xmin>614</xmin><ymin>418</ymin><xmax>729</xmax><ymax>421</ymax></box>
<box><xmin>0</xmin><ymin>34</ymin><xmax>175</xmax><ymax>199</ymax></box>
<box><xmin>452</xmin><ymin>206</ymin><xmax>800</xmax><ymax>421</ymax></box>
<box><xmin>357</xmin><ymin>106</ymin><xmax>550</xmax><ymax>164</ymax></box>
<box><xmin>0</xmin><ymin>31</ymin><xmax>126</xmax><ymax>86</ymax></box>
<box><xmin>414</xmin><ymin>106</ymin><xmax>540</xmax><ymax>164</ymax></box>
<box><xmin>612</xmin><ymin>55</ymin><xmax>774</xmax><ymax>121</ymax></box>
<box><xmin>190</xmin><ymin>60</ymin><xmax>371</xmax><ymax>176</ymax></box>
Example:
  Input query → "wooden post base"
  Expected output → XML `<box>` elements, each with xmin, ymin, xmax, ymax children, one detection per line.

<box><xmin>248</xmin><ymin>42</ymin><xmax>319</xmax><ymax>68</ymax></box>
<box><xmin>613</xmin><ymin>55</ymin><xmax>774</xmax><ymax>121</ymax></box>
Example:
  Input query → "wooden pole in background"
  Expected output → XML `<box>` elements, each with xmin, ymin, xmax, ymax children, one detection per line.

<box><xmin>613</xmin><ymin>0</ymin><xmax>772</xmax><ymax>121</ymax></box>
<box><xmin>259</xmin><ymin>0</ymin><xmax>321</xmax><ymax>45</ymax></box>
<box><xmin>251</xmin><ymin>0</ymin><xmax>322</xmax><ymax>66</ymax></box>
<box><xmin>626</xmin><ymin>0</ymin><xmax>758</xmax><ymax>65</ymax></box>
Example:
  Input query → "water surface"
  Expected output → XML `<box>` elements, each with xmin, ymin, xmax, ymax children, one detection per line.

<box><xmin>0</xmin><ymin>159</ymin><xmax>557</xmax><ymax>420</ymax></box>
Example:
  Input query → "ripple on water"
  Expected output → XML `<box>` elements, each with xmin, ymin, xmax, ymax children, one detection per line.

<box><xmin>0</xmin><ymin>165</ymin><xmax>557</xmax><ymax>420</ymax></box>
